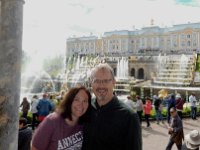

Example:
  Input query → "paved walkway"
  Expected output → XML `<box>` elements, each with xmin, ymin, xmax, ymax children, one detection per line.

<box><xmin>142</xmin><ymin>117</ymin><xmax>200</xmax><ymax>150</ymax></box>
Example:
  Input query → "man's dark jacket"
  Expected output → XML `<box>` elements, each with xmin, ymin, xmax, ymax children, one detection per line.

<box><xmin>18</xmin><ymin>125</ymin><xmax>32</xmax><ymax>150</ymax></box>
<box><xmin>82</xmin><ymin>96</ymin><xmax>142</xmax><ymax>150</ymax></box>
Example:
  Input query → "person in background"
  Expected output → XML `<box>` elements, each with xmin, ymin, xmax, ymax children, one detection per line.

<box><xmin>175</xmin><ymin>93</ymin><xmax>184</xmax><ymax>120</ymax></box>
<box><xmin>20</xmin><ymin>97</ymin><xmax>30</xmax><ymax>119</ymax></box>
<box><xmin>18</xmin><ymin>117</ymin><xmax>32</xmax><ymax>150</ymax></box>
<box><xmin>182</xmin><ymin>130</ymin><xmax>200</xmax><ymax>150</ymax></box>
<box><xmin>135</xmin><ymin>95</ymin><xmax>143</xmax><ymax>124</ymax></box>
<box><xmin>30</xmin><ymin>95</ymin><xmax>39</xmax><ymax>130</ymax></box>
<box><xmin>165</xmin><ymin>107</ymin><xmax>184</xmax><ymax>150</ymax></box>
<box><xmin>31</xmin><ymin>86</ymin><xmax>91</xmax><ymax>150</ymax></box>
<box><xmin>167</xmin><ymin>94</ymin><xmax>176</xmax><ymax>124</ymax></box>
<box><xmin>36</xmin><ymin>93</ymin><xmax>52</xmax><ymax>123</ymax></box>
<box><xmin>144</xmin><ymin>97</ymin><xmax>152</xmax><ymax>127</ymax></box>
<box><xmin>124</xmin><ymin>95</ymin><xmax>136</xmax><ymax>111</ymax></box>
<box><xmin>189</xmin><ymin>92</ymin><xmax>197</xmax><ymax>120</ymax></box>
<box><xmin>154</xmin><ymin>95</ymin><xmax>163</xmax><ymax>124</ymax></box>
<box><xmin>82</xmin><ymin>63</ymin><xmax>142</xmax><ymax>150</ymax></box>
<box><xmin>49</xmin><ymin>94</ymin><xmax>58</xmax><ymax>112</ymax></box>
<box><xmin>60</xmin><ymin>90</ymin><xmax>66</xmax><ymax>101</ymax></box>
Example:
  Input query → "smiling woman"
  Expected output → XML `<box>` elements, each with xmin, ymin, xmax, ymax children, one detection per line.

<box><xmin>31</xmin><ymin>86</ymin><xmax>92</xmax><ymax>150</ymax></box>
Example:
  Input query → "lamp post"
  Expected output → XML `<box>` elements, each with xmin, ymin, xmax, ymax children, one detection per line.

<box><xmin>186</xmin><ymin>90</ymin><xmax>188</xmax><ymax>102</ymax></box>
<box><xmin>140</xmin><ymin>87</ymin><xmax>144</xmax><ymax>99</ymax></box>
<box><xmin>150</xmin><ymin>88</ymin><xmax>153</xmax><ymax>99</ymax></box>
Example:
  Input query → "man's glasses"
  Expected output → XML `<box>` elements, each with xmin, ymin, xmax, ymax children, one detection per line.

<box><xmin>92</xmin><ymin>79</ymin><xmax>113</xmax><ymax>84</ymax></box>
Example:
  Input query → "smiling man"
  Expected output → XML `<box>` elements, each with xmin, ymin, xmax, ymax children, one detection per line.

<box><xmin>82</xmin><ymin>63</ymin><xmax>142</xmax><ymax>150</ymax></box>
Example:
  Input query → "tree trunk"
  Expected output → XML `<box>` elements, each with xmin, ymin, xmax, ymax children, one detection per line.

<box><xmin>0</xmin><ymin>0</ymin><xmax>24</xmax><ymax>149</ymax></box>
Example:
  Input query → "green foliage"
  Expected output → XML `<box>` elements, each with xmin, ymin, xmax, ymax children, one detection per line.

<box><xmin>182</xmin><ymin>106</ymin><xmax>191</xmax><ymax>115</ymax></box>
<box><xmin>19</xmin><ymin>111</ymin><xmax>32</xmax><ymax>124</ymax></box>
<box><xmin>43</xmin><ymin>55</ymin><xmax>65</xmax><ymax>78</ymax></box>
<box><xmin>197</xmin><ymin>105</ymin><xmax>200</xmax><ymax>113</ymax></box>
<box><xmin>196</xmin><ymin>54</ymin><xmax>200</xmax><ymax>72</ymax></box>
<box><xmin>142</xmin><ymin>105</ymin><xmax>199</xmax><ymax>119</ymax></box>
<box><xmin>150</xmin><ymin>109</ymin><xmax>155</xmax><ymax>118</ymax></box>
<box><xmin>161</xmin><ymin>108</ymin><xmax>167</xmax><ymax>117</ymax></box>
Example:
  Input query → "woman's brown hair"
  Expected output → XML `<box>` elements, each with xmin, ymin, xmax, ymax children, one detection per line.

<box><xmin>57</xmin><ymin>86</ymin><xmax>91</xmax><ymax>124</ymax></box>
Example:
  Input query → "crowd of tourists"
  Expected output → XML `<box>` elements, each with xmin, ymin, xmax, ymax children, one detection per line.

<box><xmin>18</xmin><ymin>63</ymin><xmax>200</xmax><ymax>150</ymax></box>
<box><xmin>133</xmin><ymin>92</ymin><xmax>199</xmax><ymax>127</ymax></box>
<box><xmin>124</xmin><ymin>87</ymin><xmax>199</xmax><ymax>150</ymax></box>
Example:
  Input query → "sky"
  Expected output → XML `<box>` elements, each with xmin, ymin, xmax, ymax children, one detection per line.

<box><xmin>23</xmin><ymin>0</ymin><xmax>200</xmax><ymax>57</ymax></box>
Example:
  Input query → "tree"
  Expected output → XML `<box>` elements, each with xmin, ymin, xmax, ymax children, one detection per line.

<box><xmin>42</xmin><ymin>55</ymin><xmax>65</xmax><ymax>78</ymax></box>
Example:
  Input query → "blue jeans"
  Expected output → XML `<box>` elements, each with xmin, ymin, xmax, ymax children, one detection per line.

<box><xmin>32</xmin><ymin>113</ymin><xmax>38</xmax><ymax>130</ymax></box>
<box><xmin>167</xmin><ymin>109</ymin><xmax>171</xmax><ymax>124</ymax></box>
<box><xmin>191</xmin><ymin>106</ymin><xmax>197</xmax><ymax>119</ymax></box>
<box><xmin>155</xmin><ymin>109</ymin><xmax>163</xmax><ymax>123</ymax></box>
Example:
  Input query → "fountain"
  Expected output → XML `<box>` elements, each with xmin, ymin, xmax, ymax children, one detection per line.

<box><xmin>20</xmin><ymin>52</ymin><xmax>66</xmax><ymax>102</ymax></box>
<box><xmin>153</xmin><ymin>54</ymin><xmax>196</xmax><ymax>86</ymax></box>
<box><xmin>116</xmin><ymin>57</ymin><xmax>129</xmax><ymax>80</ymax></box>
<box><xmin>21</xmin><ymin>71</ymin><xmax>55</xmax><ymax>94</ymax></box>
<box><xmin>114</xmin><ymin>57</ymin><xmax>133</xmax><ymax>95</ymax></box>
<box><xmin>64</xmin><ymin>55</ymin><xmax>103</xmax><ymax>88</ymax></box>
<box><xmin>64</xmin><ymin>56</ymin><xmax>135</xmax><ymax>95</ymax></box>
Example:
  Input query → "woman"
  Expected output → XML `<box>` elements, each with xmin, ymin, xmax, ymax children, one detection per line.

<box><xmin>144</xmin><ymin>97</ymin><xmax>152</xmax><ymax>127</ymax></box>
<box><xmin>20</xmin><ymin>97</ymin><xmax>30</xmax><ymax>119</ymax></box>
<box><xmin>31</xmin><ymin>86</ymin><xmax>91</xmax><ymax>150</ymax></box>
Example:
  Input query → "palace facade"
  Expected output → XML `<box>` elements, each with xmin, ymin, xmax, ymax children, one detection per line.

<box><xmin>66</xmin><ymin>22</ymin><xmax>200</xmax><ymax>57</ymax></box>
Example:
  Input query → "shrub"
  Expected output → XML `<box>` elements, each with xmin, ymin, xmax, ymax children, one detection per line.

<box><xmin>182</xmin><ymin>106</ymin><xmax>191</xmax><ymax>116</ymax></box>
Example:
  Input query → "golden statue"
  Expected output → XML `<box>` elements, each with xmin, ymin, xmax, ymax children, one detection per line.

<box><xmin>158</xmin><ymin>89</ymin><xmax>168</xmax><ymax>99</ymax></box>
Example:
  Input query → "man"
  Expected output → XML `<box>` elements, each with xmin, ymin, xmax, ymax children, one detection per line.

<box><xmin>154</xmin><ymin>95</ymin><xmax>163</xmax><ymax>124</ymax></box>
<box><xmin>189</xmin><ymin>92</ymin><xmax>197</xmax><ymax>120</ymax></box>
<box><xmin>82</xmin><ymin>63</ymin><xmax>142</xmax><ymax>150</ymax></box>
<box><xmin>167</xmin><ymin>94</ymin><xmax>176</xmax><ymax>124</ymax></box>
<box><xmin>135</xmin><ymin>95</ymin><xmax>143</xmax><ymax>124</ymax></box>
<box><xmin>165</xmin><ymin>107</ymin><xmax>184</xmax><ymax>150</ymax></box>
<box><xmin>37</xmin><ymin>93</ymin><xmax>52</xmax><ymax>122</ymax></box>
<box><xmin>124</xmin><ymin>95</ymin><xmax>136</xmax><ymax>111</ymax></box>
<box><xmin>30</xmin><ymin>95</ymin><xmax>39</xmax><ymax>130</ymax></box>
<box><xmin>18</xmin><ymin>117</ymin><xmax>32</xmax><ymax>150</ymax></box>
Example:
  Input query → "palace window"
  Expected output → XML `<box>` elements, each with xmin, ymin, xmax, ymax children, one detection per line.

<box><xmin>181</xmin><ymin>34</ymin><xmax>185</xmax><ymax>39</ymax></box>
<box><xmin>187</xmin><ymin>41</ymin><xmax>191</xmax><ymax>47</ymax></box>
<box><xmin>181</xmin><ymin>41</ymin><xmax>185</xmax><ymax>47</ymax></box>
<box><xmin>193</xmin><ymin>33</ymin><xmax>197</xmax><ymax>40</ymax></box>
